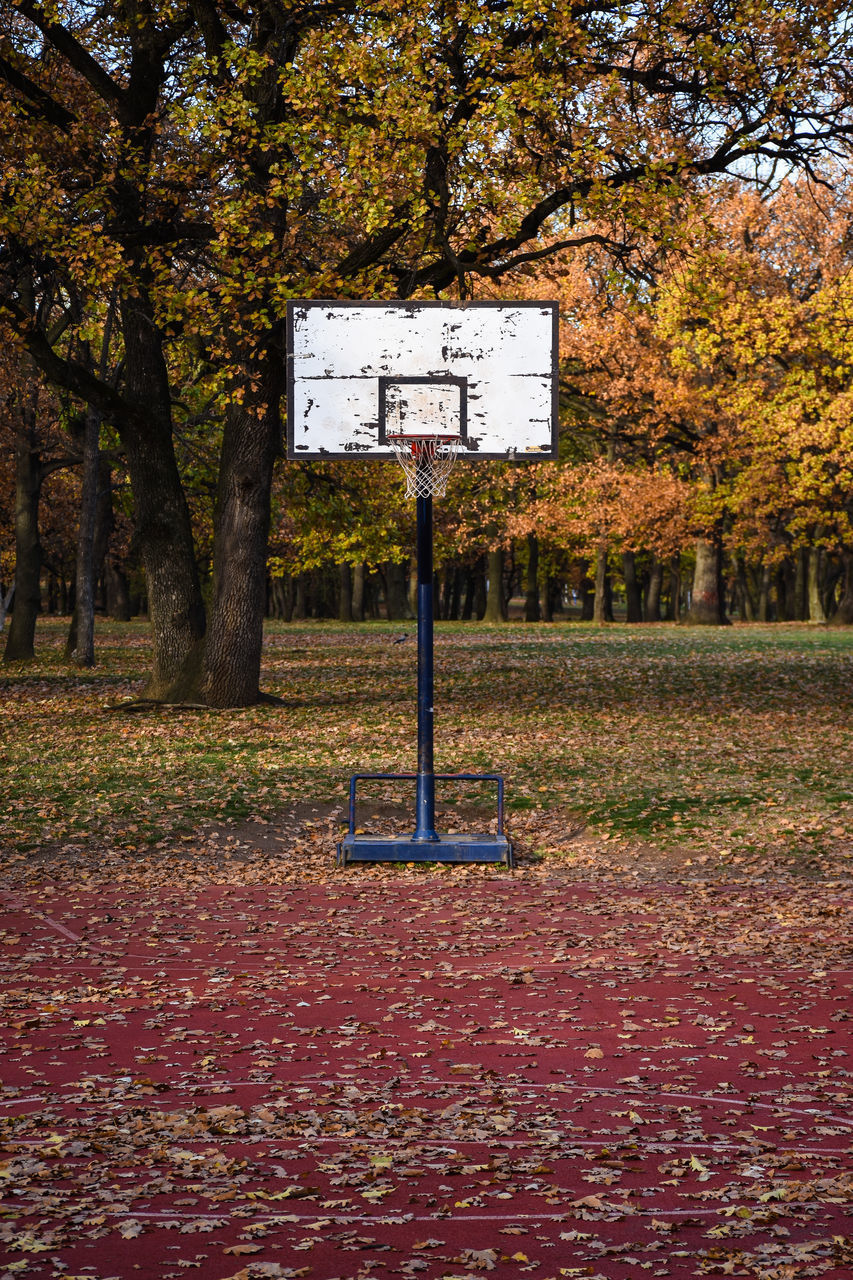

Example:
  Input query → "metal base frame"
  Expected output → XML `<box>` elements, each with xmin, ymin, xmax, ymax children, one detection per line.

<box><xmin>336</xmin><ymin>772</ymin><xmax>514</xmax><ymax>868</ymax></box>
<box><xmin>335</xmin><ymin>492</ymin><xmax>513</xmax><ymax>871</ymax></box>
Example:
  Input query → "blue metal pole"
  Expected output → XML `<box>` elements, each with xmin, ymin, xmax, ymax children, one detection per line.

<box><xmin>412</xmin><ymin>491</ymin><xmax>439</xmax><ymax>841</ymax></box>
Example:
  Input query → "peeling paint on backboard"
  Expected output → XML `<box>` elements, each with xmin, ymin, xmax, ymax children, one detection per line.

<box><xmin>285</xmin><ymin>300</ymin><xmax>558</xmax><ymax>460</ymax></box>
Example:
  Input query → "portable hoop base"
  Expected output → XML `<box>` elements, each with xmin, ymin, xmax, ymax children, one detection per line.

<box><xmin>336</xmin><ymin>772</ymin><xmax>514</xmax><ymax>867</ymax></box>
<box><xmin>338</xmin><ymin>489</ymin><xmax>512</xmax><ymax>869</ymax></box>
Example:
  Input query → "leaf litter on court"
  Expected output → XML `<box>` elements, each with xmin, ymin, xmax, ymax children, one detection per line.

<box><xmin>1</xmin><ymin>620</ymin><xmax>851</xmax><ymax>1276</ymax></box>
<box><xmin>0</xmin><ymin>867</ymin><xmax>850</xmax><ymax>1279</ymax></box>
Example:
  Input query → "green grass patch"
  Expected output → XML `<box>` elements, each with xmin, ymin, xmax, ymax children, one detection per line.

<box><xmin>1</xmin><ymin>618</ymin><xmax>851</xmax><ymax>865</ymax></box>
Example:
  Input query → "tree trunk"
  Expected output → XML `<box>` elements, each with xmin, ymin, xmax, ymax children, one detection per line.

<box><xmin>686</xmin><ymin>537</ymin><xmax>729</xmax><ymax>625</ymax></box>
<box><xmin>460</xmin><ymin>566</ymin><xmax>475</xmax><ymax>620</ymax></box>
<box><xmin>384</xmin><ymin>560</ymin><xmax>411</xmax><ymax>620</ymax></box>
<box><xmin>645</xmin><ymin>555</ymin><xmax>663</xmax><ymax>622</ymax></box>
<box><xmin>483</xmin><ymin>548</ymin><xmax>506</xmax><ymax>622</ymax></box>
<box><xmin>622</xmin><ymin>550</ymin><xmax>642</xmax><ymax>622</ymax></box>
<box><xmin>665</xmin><ymin>554</ymin><xmax>682</xmax><ymax>621</ymax></box>
<box><xmin>268</xmin><ymin>577</ymin><xmax>288</xmax><ymax>620</ymax></box>
<box><xmin>67</xmin><ymin>405</ymin><xmax>101</xmax><ymax>666</ymax></box>
<box><xmin>524</xmin><ymin>534</ymin><xmax>540</xmax><ymax>621</ymax></box>
<box><xmin>203</xmin><ymin>347</ymin><xmax>283</xmax><ymax>704</ymax></box>
<box><xmin>338</xmin><ymin>562</ymin><xmax>353</xmax><ymax>621</ymax></box>
<box><xmin>829</xmin><ymin>550</ymin><xmax>853</xmax><ymax>625</ymax></box>
<box><xmin>580</xmin><ymin>571</ymin><xmax>595</xmax><ymax>620</ymax></box>
<box><xmin>593</xmin><ymin>548</ymin><xmax>612</xmax><ymax>624</ymax></box>
<box><xmin>473</xmin><ymin>557</ymin><xmax>487</xmax><ymax>619</ymax></box>
<box><xmin>292</xmin><ymin>574</ymin><xmax>308</xmax><ymax>620</ymax></box>
<box><xmin>542</xmin><ymin>574</ymin><xmax>555</xmax><ymax>622</ymax></box>
<box><xmin>794</xmin><ymin>546</ymin><xmax>808</xmax><ymax>620</ymax></box>
<box><xmin>104</xmin><ymin>562</ymin><xmax>131</xmax><ymax>620</ymax></box>
<box><xmin>0</xmin><ymin>584</ymin><xmax>14</xmax><ymax>631</ymax></box>
<box><xmin>756</xmin><ymin>562</ymin><xmax>771</xmax><ymax>622</ymax></box>
<box><xmin>822</xmin><ymin>558</ymin><xmax>842</xmax><ymax>618</ymax></box>
<box><xmin>3</xmin><ymin>389</ymin><xmax>42</xmax><ymax>663</ymax></box>
<box><xmin>68</xmin><ymin>321</ymin><xmax>116</xmax><ymax>665</ymax></box>
<box><xmin>775</xmin><ymin>561</ymin><xmax>792</xmax><ymax>621</ymax></box>
<box><xmin>445</xmin><ymin>565</ymin><xmax>462</xmax><ymax>620</ymax></box>
<box><xmin>119</xmin><ymin>292</ymin><xmax>206</xmax><ymax>696</ymax></box>
<box><xmin>735</xmin><ymin>557</ymin><xmax>756</xmax><ymax>622</ymax></box>
<box><xmin>807</xmin><ymin>544</ymin><xmax>827</xmax><ymax>624</ymax></box>
<box><xmin>352</xmin><ymin>561</ymin><xmax>366</xmax><ymax>622</ymax></box>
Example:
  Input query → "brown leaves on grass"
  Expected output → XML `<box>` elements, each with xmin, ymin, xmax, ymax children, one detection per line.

<box><xmin>2</xmin><ymin>620</ymin><xmax>852</xmax><ymax>883</ymax></box>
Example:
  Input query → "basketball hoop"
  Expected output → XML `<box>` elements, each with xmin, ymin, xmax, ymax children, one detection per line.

<box><xmin>386</xmin><ymin>432</ymin><xmax>461</xmax><ymax>500</ymax></box>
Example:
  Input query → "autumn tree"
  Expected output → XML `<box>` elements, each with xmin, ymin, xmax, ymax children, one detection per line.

<box><xmin>3</xmin><ymin>0</ymin><xmax>853</xmax><ymax>696</ymax></box>
<box><xmin>658</xmin><ymin>176</ymin><xmax>853</xmax><ymax>624</ymax></box>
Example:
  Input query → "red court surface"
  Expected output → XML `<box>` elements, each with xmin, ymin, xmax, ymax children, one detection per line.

<box><xmin>1</xmin><ymin>869</ymin><xmax>851</xmax><ymax>1279</ymax></box>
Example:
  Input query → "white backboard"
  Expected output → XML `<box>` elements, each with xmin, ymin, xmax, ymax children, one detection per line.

<box><xmin>286</xmin><ymin>301</ymin><xmax>559</xmax><ymax>459</ymax></box>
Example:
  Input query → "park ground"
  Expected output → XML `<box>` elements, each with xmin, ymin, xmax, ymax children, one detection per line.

<box><xmin>0</xmin><ymin>620</ymin><xmax>851</xmax><ymax>1279</ymax></box>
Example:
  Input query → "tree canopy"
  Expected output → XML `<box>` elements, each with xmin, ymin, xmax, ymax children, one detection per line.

<box><xmin>2</xmin><ymin>0</ymin><xmax>853</xmax><ymax>690</ymax></box>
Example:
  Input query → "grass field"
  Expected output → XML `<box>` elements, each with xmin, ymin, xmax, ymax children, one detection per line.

<box><xmin>2</xmin><ymin>618</ymin><xmax>851</xmax><ymax>876</ymax></box>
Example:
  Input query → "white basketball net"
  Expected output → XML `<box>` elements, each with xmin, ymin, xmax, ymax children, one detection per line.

<box><xmin>387</xmin><ymin>434</ymin><xmax>461</xmax><ymax>499</ymax></box>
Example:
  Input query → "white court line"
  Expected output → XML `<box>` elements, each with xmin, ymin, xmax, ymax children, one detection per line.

<box><xmin>6</xmin><ymin>1132</ymin><xmax>849</xmax><ymax>1156</ymax></box>
<box><xmin>0</xmin><ymin>891</ymin><xmax>90</xmax><ymax>945</ymax></box>
<box><xmin>1</xmin><ymin>1204</ymin><xmax>838</xmax><ymax>1224</ymax></box>
<box><xmin>2</xmin><ymin>1080</ymin><xmax>851</xmax><ymax>1127</ymax></box>
<box><xmin>163</xmin><ymin>1077</ymin><xmax>853</xmax><ymax>1127</ymax></box>
<box><xmin>4</xmin><ymin>961</ymin><xmax>852</xmax><ymax>985</ymax></box>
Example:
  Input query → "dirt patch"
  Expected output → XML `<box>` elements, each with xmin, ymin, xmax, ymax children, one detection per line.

<box><xmin>3</xmin><ymin>802</ymin><xmax>850</xmax><ymax>890</ymax></box>
<box><xmin>194</xmin><ymin>799</ymin><xmax>516</xmax><ymax>863</ymax></box>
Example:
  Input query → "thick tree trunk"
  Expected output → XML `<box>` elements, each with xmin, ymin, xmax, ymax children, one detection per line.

<box><xmin>203</xmin><ymin>357</ymin><xmax>283</xmax><ymax>706</ymax></box>
<box><xmin>645</xmin><ymin>555</ymin><xmax>663</xmax><ymax>622</ymax></box>
<box><xmin>829</xmin><ymin>550</ymin><xmax>853</xmax><ymax>625</ymax></box>
<box><xmin>3</xmin><ymin>393</ymin><xmax>42</xmax><ymax>663</ymax></box>
<box><xmin>483</xmin><ymin>548</ymin><xmax>506</xmax><ymax>622</ymax></box>
<box><xmin>686</xmin><ymin>537</ymin><xmax>729</xmax><ymax>625</ymax></box>
<box><xmin>807</xmin><ymin>544</ymin><xmax>827</xmax><ymax>624</ymax></box>
<box><xmin>622</xmin><ymin>550</ymin><xmax>642</xmax><ymax>622</ymax></box>
<box><xmin>119</xmin><ymin>293</ymin><xmax>206</xmax><ymax>696</ymax></box>
<box><xmin>524</xmin><ymin>534</ymin><xmax>540</xmax><ymax>622</ymax></box>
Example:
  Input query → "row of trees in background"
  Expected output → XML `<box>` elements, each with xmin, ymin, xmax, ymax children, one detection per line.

<box><xmin>2</xmin><ymin>1</ymin><xmax>853</xmax><ymax>704</ymax></box>
<box><xmin>4</xmin><ymin>174</ymin><xmax>853</xmax><ymax>642</ymax></box>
